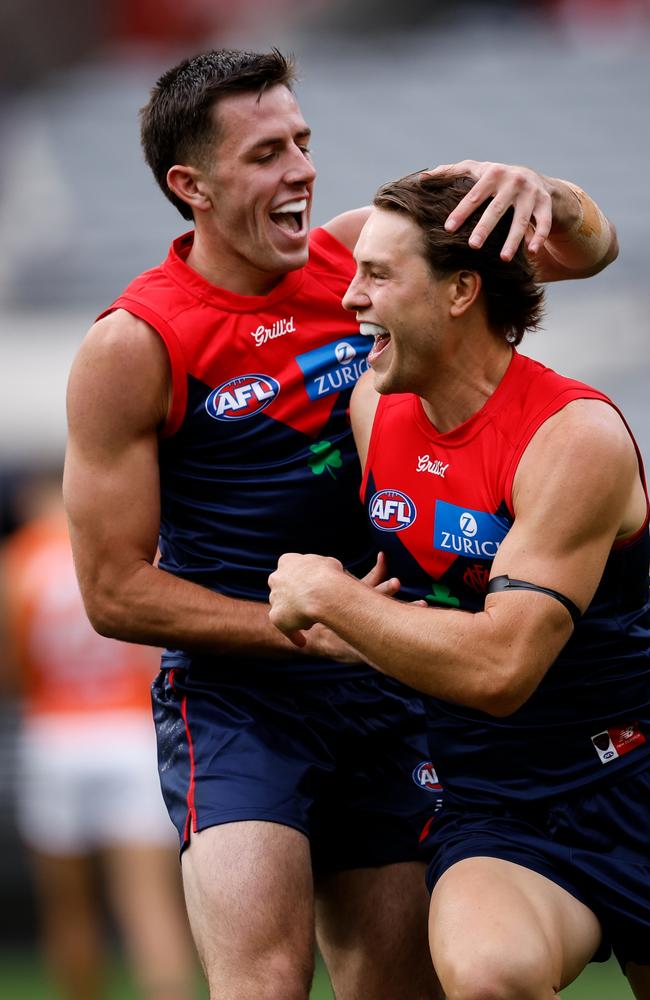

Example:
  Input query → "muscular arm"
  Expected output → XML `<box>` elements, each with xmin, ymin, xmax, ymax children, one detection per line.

<box><xmin>269</xmin><ymin>400</ymin><xmax>646</xmax><ymax>714</ymax></box>
<box><xmin>64</xmin><ymin>310</ymin><xmax>306</xmax><ymax>657</ymax></box>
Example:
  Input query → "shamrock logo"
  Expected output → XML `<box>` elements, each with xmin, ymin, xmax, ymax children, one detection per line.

<box><xmin>308</xmin><ymin>440</ymin><xmax>343</xmax><ymax>479</ymax></box>
<box><xmin>425</xmin><ymin>583</ymin><xmax>460</xmax><ymax>608</ymax></box>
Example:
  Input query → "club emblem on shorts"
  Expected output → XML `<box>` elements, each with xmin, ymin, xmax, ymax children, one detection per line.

<box><xmin>369</xmin><ymin>489</ymin><xmax>417</xmax><ymax>532</ymax></box>
<box><xmin>591</xmin><ymin>722</ymin><xmax>646</xmax><ymax>764</ymax></box>
<box><xmin>205</xmin><ymin>374</ymin><xmax>280</xmax><ymax>421</ymax></box>
<box><xmin>412</xmin><ymin>761</ymin><xmax>443</xmax><ymax>792</ymax></box>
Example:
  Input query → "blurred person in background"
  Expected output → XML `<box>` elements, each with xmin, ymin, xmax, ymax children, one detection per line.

<box><xmin>64</xmin><ymin>47</ymin><xmax>618</xmax><ymax>1000</ymax></box>
<box><xmin>0</xmin><ymin>470</ymin><xmax>196</xmax><ymax>1000</ymax></box>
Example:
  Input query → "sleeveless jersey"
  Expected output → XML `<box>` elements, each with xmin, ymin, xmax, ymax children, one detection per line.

<box><xmin>4</xmin><ymin>516</ymin><xmax>158</xmax><ymax>716</ymax></box>
<box><xmin>362</xmin><ymin>351</ymin><xmax>650</xmax><ymax>803</ymax></box>
<box><xmin>101</xmin><ymin>228</ymin><xmax>374</xmax><ymax>676</ymax></box>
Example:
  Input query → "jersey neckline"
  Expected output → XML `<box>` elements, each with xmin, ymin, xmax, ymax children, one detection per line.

<box><xmin>411</xmin><ymin>348</ymin><xmax>526</xmax><ymax>445</ymax></box>
<box><xmin>163</xmin><ymin>231</ymin><xmax>305</xmax><ymax>313</ymax></box>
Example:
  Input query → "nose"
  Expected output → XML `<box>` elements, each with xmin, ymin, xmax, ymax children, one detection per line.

<box><xmin>285</xmin><ymin>145</ymin><xmax>317</xmax><ymax>186</ymax></box>
<box><xmin>342</xmin><ymin>273</ymin><xmax>370</xmax><ymax>313</ymax></box>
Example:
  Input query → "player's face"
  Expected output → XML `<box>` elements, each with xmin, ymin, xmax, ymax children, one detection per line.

<box><xmin>199</xmin><ymin>85</ymin><xmax>316</xmax><ymax>292</ymax></box>
<box><xmin>343</xmin><ymin>209</ymin><xmax>448</xmax><ymax>396</ymax></box>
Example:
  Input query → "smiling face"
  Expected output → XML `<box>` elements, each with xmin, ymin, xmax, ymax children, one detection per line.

<box><xmin>343</xmin><ymin>208</ymin><xmax>450</xmax><ymax>396</ymax></box>
<box><xmin>191</xmin><ymin>84</ymin><xmax>316</xmax><ymax>292</ymax></box>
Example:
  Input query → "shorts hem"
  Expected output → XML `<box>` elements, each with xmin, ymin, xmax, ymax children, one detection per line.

<box><xmin>183</xmin><ymin>809</ymin><xmax>309</xmax><ymax>849</ymax></box>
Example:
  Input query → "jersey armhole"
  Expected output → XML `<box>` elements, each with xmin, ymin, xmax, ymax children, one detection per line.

<box><xmin>502</xmin><ymin>389</ymin><xmax>649</xmax><ymax>522</ymax></box>
<box><xmin>98</xmin><ymin>298</ymin><xmax>188</xmax><ymax>438</ymax></box>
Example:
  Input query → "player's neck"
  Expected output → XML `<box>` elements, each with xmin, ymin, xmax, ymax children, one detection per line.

<box><xmin>419</xmin><ymin>329</ymin><xmax>513</xmax><ymax>434</ymax></box>
<box><xmin>186</xmin><ymin>230</ymin><xmax>286</xmax><ymax>297</ymax></box>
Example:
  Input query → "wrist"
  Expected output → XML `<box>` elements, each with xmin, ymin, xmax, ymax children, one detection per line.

<box><xmin>544</xmin><ymin>179</ymin><xmax>614</xmax><ymax>269</ymax></box>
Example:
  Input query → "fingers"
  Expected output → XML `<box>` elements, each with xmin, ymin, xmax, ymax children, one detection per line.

<box><xmin>359</xmin><ymin>552</ymin><xmax>401</xmax><ymax>596</ymax></box>
<box><xmin>425</xmin><ymin>161</ymin><xmax>553</xmax><ymax>261</ymax></box>
<box><xmin>360</xmin><ymin>550</ymin><xmax>388</xmax><ymax>588</ymax></box>
<box><xmin>375</xmin><ymin>577</ymin><xmax>401</xmax><ymax>597</ymax></box>
<box><xmin>287</xmin><ymin>629</ymin><xmax>307</xmax><ymax>648</ymax></box>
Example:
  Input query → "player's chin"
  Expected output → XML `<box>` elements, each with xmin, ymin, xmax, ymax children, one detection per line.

<box><xmin>272</xmin><ymin>241</ymin><xmax>310</xmax><ymax>272</ymax></box>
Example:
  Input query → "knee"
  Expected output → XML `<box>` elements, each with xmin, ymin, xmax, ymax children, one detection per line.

<box><xmin>439</xmin><ymin>947</ymin><xmax>551</xmax><ymax>1000</ymax></box>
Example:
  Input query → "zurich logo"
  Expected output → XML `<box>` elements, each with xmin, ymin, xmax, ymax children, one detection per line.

<box><xmin>459</xmin><ymin>512</ymin><xmax>478</xmax><ymax>537</ymax></box>
<box><xmin>205</xmin><ymin>374</ymin><xmax>280</xmax><ymax>421</ymax></box>
<box><xmin>369</xmin><ymin>489</ymin><xmax>417</xmax><ymax>532</ymax></box>
<box><xmin>412</xmin><ymin>761</ymin><xmax>442</xmax><ymax>792</ymax></box>
<box><xmin>335</xmin><ymin>341</ymin><xmax>357</xmax><ymax>364</ymax></box>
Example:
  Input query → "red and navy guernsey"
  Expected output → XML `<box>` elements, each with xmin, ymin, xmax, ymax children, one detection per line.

<box><xmin>100</xmin><ymin>228</ymin><xmax>374</xmax><ymax>677</ymax></box>
<box><xmin>362</xmin><ymin>350</ymin><xmax>650</xmax><ymax>803</ymax></box>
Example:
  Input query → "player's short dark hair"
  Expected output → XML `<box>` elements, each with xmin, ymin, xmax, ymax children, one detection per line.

<box><xmin>373</xmin><ymin>173</ymin><xmax>544</xmax><ymax>344</ymax></box>
<box><xmin>140</xmin><ymin>48</ymin><xmax>297</xmax><ymax>221</ymax></box>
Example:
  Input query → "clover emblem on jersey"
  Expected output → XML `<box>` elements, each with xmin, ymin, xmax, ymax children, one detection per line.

<box><xmin>369</xmin><ymin>489</ymin><xmax>417</xmax><ymax>532</ymax></box>
<box><xmin>205</xmin><ymin>374</ymin><xmax>280</xmax><ymax>421</ymax></box>
<box><xmin>425</xmin><ymin>582</ymin><xmax>460</xmax><ymax>608</ymax></box>
<box><xmin>308</xmin><ymin>440</ymin><xmax>343</xmax><ymax>478</ymax></box>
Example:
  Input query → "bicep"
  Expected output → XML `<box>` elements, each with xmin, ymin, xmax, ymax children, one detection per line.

<box><xmin>492</xmin><ymin>400</ymin><xmax>641</xmax><ymax>613</ymax></box>
<box><xmin>64</xmin><ymin>316</ymin><xmax>169</xmax><ymax>602</ymax></box>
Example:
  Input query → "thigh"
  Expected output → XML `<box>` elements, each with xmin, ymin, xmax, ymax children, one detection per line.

<box><xmin>181</xmin><ymin>820</ymin><xmax>315</xmax><ymax>998</ymax></box>
<box><xmin>430</xmin><ymin>857</ymin><xmax>602</xmax><ymax>998</ymax></box>
<box><xmin>317</xmin><ymin>861</ymin><xmax>440</xmax><ymax>999</ymax></box>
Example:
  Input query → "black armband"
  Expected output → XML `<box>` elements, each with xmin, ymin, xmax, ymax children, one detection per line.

<box><xmin>487</xmin><ymin>575</ymin><xmax>581</xmax><ymax>625</ymax></box>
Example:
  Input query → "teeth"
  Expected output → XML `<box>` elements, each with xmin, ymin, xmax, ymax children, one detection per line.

<box><xmin>273</xmin><ymin>199</ymin><xmax>307</xmax><ymax>213</ymax></box>
<box><xmin>359</xmin><ymin>322</ymin><xmax>389</xmax><ymax>337</ymax></box>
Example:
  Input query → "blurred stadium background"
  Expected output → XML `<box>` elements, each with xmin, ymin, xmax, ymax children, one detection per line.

<box><xmin>0</xmin><ymin>0</ymin><xmax>647</xmax><ymax>995</ymax></box>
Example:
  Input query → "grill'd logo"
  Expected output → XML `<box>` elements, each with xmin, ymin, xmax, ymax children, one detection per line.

<box><xmin>205</xmin><ymin>374</ymin><xmax>280</xmax><ymax>421</ymax></box>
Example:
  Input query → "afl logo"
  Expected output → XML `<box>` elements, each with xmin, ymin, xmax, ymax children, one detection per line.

<box><xmin>412</xmin><ymin>761</ymin><xmax>442</xmax><ymax>792</ymax></box>
<box><xmin>369</xmin><ymin>489</ymin><xmax>417</xmax><ymax>532</ymax></box>
<box><xmin>459</xmin><ymin>512</ymin><xmax>478</xmax><ymax>537</ymax></box>
<box><xmin>335</xmin><ymin>341</ymin><xmax>357</xmax><ymax>364</ymax></box>
<box><xmin>205</xmin><ymin>374</ymin><xmax>280</xmax><ymax>421</ymax></box>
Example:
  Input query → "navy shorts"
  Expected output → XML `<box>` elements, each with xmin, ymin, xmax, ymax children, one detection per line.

<box><xmin>424</xmin><ymin>764</ymin><xmax>650</xmax><ymax>970</ymax></box>
<box><xmin>152</xmin><ymin>664</ymin><xmax>439</xmax><ymax>874</ymax></box>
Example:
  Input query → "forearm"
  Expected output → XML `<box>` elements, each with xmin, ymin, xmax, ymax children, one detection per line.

<box><xmin>299</xmin><ymin>574</ymin><xmax>564</xmax><ymax>715</ymax></box>
<box><xmin>539</xmin><ymin>177</ymin><xmax>618</xmax><ymax>278</ymax></box>
<box><xmin>84</xmin><ymin>559</ymin><xmax>302</xmax><ymax>658</ymax></box>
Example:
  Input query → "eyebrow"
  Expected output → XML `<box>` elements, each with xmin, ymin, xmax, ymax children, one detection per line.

<box><xmin>247</xmin><ymin>127</ymin><xmax>312</xmax><ymax>153</ymax></box>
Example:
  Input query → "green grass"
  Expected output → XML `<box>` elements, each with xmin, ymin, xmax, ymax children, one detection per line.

<box><xmin>0</xmin><ymin>951</ymin><xmax>632</xmax><ymax>998</ymax></box>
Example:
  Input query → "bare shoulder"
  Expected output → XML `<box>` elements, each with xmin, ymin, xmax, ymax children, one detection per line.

<box><xmin>322</xmin><ymin>207</ymin><xmax>372</xmax><ymax>252</ymax></box>
<box><xmin>522</xmin><ymin>397</ymin><xmax>637</xmax><ymax>469</ymax></box>
<box><xmin>514</xmin><ymin>397</ymin><xmax>643</xmax><ymax>537</ymax></box>
<box><xmin>68</xmin><ymin>309</ymin><xmax>171</xmax><ymax>437</ymax></box>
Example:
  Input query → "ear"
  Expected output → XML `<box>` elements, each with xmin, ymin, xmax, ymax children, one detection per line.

<box><xmin>449</xmin><ymin>270</ymin><xmax>482</xmax><ymax>318</ymax></box>
<box><xmin>166</xmin><ymin>164</ymin><xmax>213</xmax><ymax>215</ymax></box>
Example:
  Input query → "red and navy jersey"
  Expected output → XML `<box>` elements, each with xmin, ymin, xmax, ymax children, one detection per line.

<box><xmin>101</xmin><ymin>228</ymin><xmax>375</xmax><ymax>675</ymax></box>
<box><xmin>362</xmin><ymin>351</ymin><xmax>650</xmax><ymax>802</ymax></box>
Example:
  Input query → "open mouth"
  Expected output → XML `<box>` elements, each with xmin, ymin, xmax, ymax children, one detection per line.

<box><xmin>360</xmin><ymin>321</ymin><xmax>391</xmax><ymax>365</ymax></box>
<box><xmin>270</xmin><ymin>198</ymin><xmax>307</xmax><ymax>236</ymax></box>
